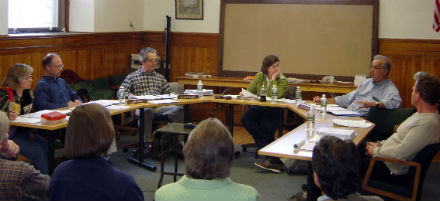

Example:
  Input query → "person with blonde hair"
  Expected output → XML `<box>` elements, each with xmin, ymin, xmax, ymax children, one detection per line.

<box><xmin>155</xmin><ymin>117</ymin><xmax>260</xmax><ymax>201</ymax></box>
<box><xmin>49</xmin><ymin>104</ymin><xmax>143</xmax><ymax>201</ymax></box>
<box><xmin>0</xmin><ymin>63</ymin><xmax>49</xmax><ymax>174</ymax></box>
<box><xmin>0</xmin><ymin>111</ymin><xmax>50</xmax><ymax>200</ymax></box>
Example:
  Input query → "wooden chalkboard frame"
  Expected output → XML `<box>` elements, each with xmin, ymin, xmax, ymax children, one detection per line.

<box><xmin>217</xmin><ymin>0</ymin><xmax>379</xmax><ymax>80</ymax></box>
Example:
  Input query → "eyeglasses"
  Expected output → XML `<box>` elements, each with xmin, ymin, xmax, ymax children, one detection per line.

<box><xmin>54</xmin><ymin>64</ymin><xmax>64</xmax><ymax>69</ymax></box>
<box><xmin>23</xmin><ymin>75</ymin><xmax>32</xmax><ymax>80</ymax></box>
<box><xmin>145</xmin><ymin>58</ymin><xmax>157</xmax><ymax>63</ymax></box>
<box><xmin>371</xmin><ymin>65</ymin><xmax>385</xmax><ymax>70</ymax></box>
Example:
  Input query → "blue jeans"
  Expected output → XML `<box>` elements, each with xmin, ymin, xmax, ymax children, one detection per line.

<box><xmin>10</xmin><ymin>127</ymin><xmax>49</xmax><ymax>174</ymax></box>
<box><xmin>242</xmin><ymin>105</ymin><xmax>281</xmax><ymax>149</ymax></box>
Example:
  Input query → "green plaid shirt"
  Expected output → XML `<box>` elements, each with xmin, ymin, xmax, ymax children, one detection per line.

<box><xmin>0</xmin><ymin>158</ymin><xmax>50</xmax><ymax>200</ymax></box>
<box><xmin>119</xmin><ymin>69</ymin><xmax>170</xmax><ymax>96</ymax></box>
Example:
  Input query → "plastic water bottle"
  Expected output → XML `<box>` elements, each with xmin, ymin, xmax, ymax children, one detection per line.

<box><xmin>306</xmin><ymin>106</ymin><xmax>315</xmax><ymax>132</ymax></box>
<box><xmin>197</xmin><ymin>80</ymin><xmax>204</xmax><ymax>98</ymax></box>
<box><xmin>320</xmin><ymin>94</ymin><xmax>327</xmax><ymax>113</ymax></box>
<box><xmin>260</xmin><ymin>83</ymin><xmax>267</xmax><ymax>102</ymax></box>
<box><xmin>271</xmin><ymin>84</ymin><xmax>278</xmax><ymax>102</ymax></box>
<box><xmin>295</xmin><ymin>86</ymin><xmax>302</xmax><ymax>103</ymax></box>
<box><xmin>118</xmin><ymin>89</ymin><xmax>126</xmax><ymax>104</ymax></box>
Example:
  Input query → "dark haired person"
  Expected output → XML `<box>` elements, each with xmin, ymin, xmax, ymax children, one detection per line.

<box><xmin>0</xmin><ymin>111</ymin><xmax>50</xmax><ymax>201</ymax></box>
<box><xmin>313</xmin><ymin>55</ymin><xmax>402</xmax><ymax>116</ymax></box>
<box><xmin>240</xmin><ymin>54</ymin><xmax>288</xmax><ymax>173</ymax></box>
<box><xmin>155</xmin><ymin>118</ymin><xmax>260</xmax><ymax>201</ymax></box>
<box><xmin>118</xmin><ymin>47</ymin><xmax>183</xmax><ymax>145</ymax></box>
<box><xmin>365</xmin><ymin>71</ymin><xmax>440</xmax><ymax>177</ymax></box>
<box><xmin>0</xmin><ymin>63</ymin><xmax>49</xmax><ymax>174</ymax></box>
<box><xmin>49</xmin><ymin>104</ymin><xmax>144</xmax><ymax>201</ymax></box>
<box><xmin>34</xmin><ymin>53</ymin><xmax>81</xmax><ymax>110</ymax></box>
<box><xmin>312</xmin><ymin>136</ymin><xmax>383</xmax><ymax>201</ymax></box>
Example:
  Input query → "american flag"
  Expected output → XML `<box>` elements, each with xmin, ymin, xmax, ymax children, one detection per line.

<box><xmin>434</xmin><ymin>0</ymin><xmax>440</xmax><ymax>32</ymax></box>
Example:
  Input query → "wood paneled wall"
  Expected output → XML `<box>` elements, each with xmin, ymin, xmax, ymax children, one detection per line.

<box><xmin>144</xmin><ymin>31</ymin><xmax>219</xmax><ymax>81</ymax></box>
<box><xmin>0</xmin><ymin>32</ymin><xmax>145</xmax><ymax>89</ymax></box>
<box><xmin>1</xmin><ymin>33</ymin><xmax>438</xmax><ymax>109</ymax></box>
<box><xmin>379</xmin><ymin>39</ymin><xmax>440</xmax><ymax>108</ymax></box>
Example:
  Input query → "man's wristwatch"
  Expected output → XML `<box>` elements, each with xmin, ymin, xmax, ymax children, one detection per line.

<box><xmin>375</xmin><ymin>102</ymin><xmax>379</xmax><ymax>108</ymax></box>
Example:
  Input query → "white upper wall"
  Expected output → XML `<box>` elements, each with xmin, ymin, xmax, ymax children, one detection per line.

<box><xmin>94</xmin><ymin>0</ymin><xmax>143</xmax><ymax>32</ymax></box>
<box><xmin>379</xmin><ymin>0</ymin><xmax>440</xmax><ymax>39</ymax></box>
<box><xmin>143</xmin><ymin>0</ymin><xmax>220</xmax><ymax>33</ymax></box>
<box><xmin>69</xmin><ymin>0</ymin><xmax>94</xmax><ymax>32</ymax></box>
<box><xmin>143</xmin><ymin>0</ymin><xmax>440</xmax><ymax>39</ymax></box>
<box><xmin>1</xmin><ymin>0</ymin><xmax>440</xmax><ymax>39</ymax></box>
<box><xmin>69</xmin><ymin>0</ymin><xmax>143</xmax><ymax>32</ymax></box>
<box><xmin>0</xmin><ymin>0</ymin><xmax>7</xmax><ymax>35</ymax></box>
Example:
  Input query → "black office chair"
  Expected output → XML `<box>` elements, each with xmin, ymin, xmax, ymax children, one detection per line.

<box><xmin>365</xmin><ymin>107</ymin><xmax>416</xmax><ymax>142</ymax></box>
<box><xmin>362</xmin><ymin>143</ymin><xmax>440</xmax><ymax>201</ymax></box>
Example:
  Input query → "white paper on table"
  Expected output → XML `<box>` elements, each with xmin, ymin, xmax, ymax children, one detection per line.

<box><xmin>333</xmin><ymin>119</ymin><xmax>373</xmax><ymax>128</ymax></box>
<box><xmin>12</xmin><ymin>116</ymin><xmax>41</xmax><ymax>124</ymax></box>
<box><xmin>21</xmin><ymin>110</ymin><xmax>53</xmax><ymax>118</ymax></box>
<box><xmin>316</xmin><ymin>127</ymin><xmax>355</xmax><ymax>140</ymax></box>
<box><xmin>107</xmin><ymin>105</ymin><xmax>132</xmax><ymax>110</ymax></box>
<box><xmin>87</xmin><ymin>100</ymin><xmax>119</xmax><ymax>107</ymax></box>
<box><xmin>149</xmin><ymin>99</ymin><xmax>179</xmax><ymax>104</ymax></box>
<box><xmin>223</xmin><ymin>95</ymin><xmax>239</xmax><ymax>99</ymax></box>
<box><xmin>284</xmin><ymin>99</ymin><xmax>296</xmax><ymax>104</ymax></box>
<box><xmin>300</xmin><ymin>142</ymin><xmax>316</xmax><ymax>151</ymax></box>
<box><xmin>241</xmin><ymin>88</ymin><xmax>258</xmax><ymax>98</ymax></box>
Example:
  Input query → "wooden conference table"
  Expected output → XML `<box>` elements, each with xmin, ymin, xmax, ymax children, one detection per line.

<box><xmin>176</xmin><ymin>76</ymin><xmax>357</xmax><ymax>94</ymax></box>
<box><xmin>10</xmin><ymin>96</ymin><xmax>373</xmax><ymax>201</ymax></box>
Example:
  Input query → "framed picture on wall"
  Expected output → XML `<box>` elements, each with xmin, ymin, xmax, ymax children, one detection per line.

<box><xmin>175</xmin><ymin>0</ymin><xmax>203</xmax><ymax>20</ymax></box>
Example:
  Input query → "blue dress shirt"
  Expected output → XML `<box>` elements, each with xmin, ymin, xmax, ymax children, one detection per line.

<box><xmin>335</xmin><ymin>78</ymin><xmax>402</xmax><ymax>116</ymax></box>
<box><xmin>34</xmin><ymin>76</ymin><xmax>80</xmax><ymax>110</ymax></box>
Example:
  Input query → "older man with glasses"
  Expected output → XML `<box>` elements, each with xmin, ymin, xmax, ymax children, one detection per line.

<box><xmin>313</xmin><ymin>54</ymin><xmax>402</xmax><ymax>116</ymax></box>
<box><xmin>118</xmin><ymin>47</ymin><xmax>183</xmax><ymax>146</ymax></box>
<box><xmin>34</xmin><ymin>53</ymin><xmax>82</xmax><ymax>110</ymax></box>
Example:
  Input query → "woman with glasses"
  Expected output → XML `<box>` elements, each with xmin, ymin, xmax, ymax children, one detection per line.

<box><xmin>0</xmin><ymin>63</ymin><xmax>49</xmax><ymax>174</ymax></box>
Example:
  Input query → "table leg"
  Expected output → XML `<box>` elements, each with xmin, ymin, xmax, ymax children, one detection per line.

<box><xmin>278</xmin><ymin>109</ymin><xmax>284</xmax><ymax>138</ymax></box>
<box><xmin>127</xmin><ymin>108</ymin><xmax>157</xmax><ymax>171</ymax></box>
<box><xmin>48</xmin><ymin>132</ymin><xmax>54</xmax><ymax>175</ymax></box>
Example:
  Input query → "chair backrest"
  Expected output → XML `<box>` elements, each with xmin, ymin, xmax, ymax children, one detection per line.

<box><xmin>365</xmin><ymin>107</ymin><xmax>416</xmax><ymax>141</ymax></box>
<box><xmin>284</xmin><ymin>86</ymin><xmax>296</xmax><ymax>100</ymax></box>
<box><xmin>168</xmin><ymin>82</ymin><xmax>184</xmax><ymax>94</ymax></box>
<box><xmin>410</xmin><ymin>143</ymin><xmax>440</xmax><ymax>201</ymax></box>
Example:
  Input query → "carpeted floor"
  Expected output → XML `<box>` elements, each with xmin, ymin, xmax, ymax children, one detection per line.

<box><xmin>111</xmin><ymin>134</ymin><xmax>440</xmax><ymax>201</ymax></box>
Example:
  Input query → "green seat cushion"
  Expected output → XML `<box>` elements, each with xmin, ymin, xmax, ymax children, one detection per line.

<box><xmin>86</xmin><ymin>77</ymin><xmax>112</xmax><ymax>90</ymax></box>
<box><xmin>108</xmin><ymin>74</ymin><xmax>128</xmax><ymax>86</ymax></box>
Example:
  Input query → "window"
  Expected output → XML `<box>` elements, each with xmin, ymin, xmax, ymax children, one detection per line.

<box><xmin>8</xmin><ymin>0</ymin><xmax>67</xmax><ymax>33</ymax></box>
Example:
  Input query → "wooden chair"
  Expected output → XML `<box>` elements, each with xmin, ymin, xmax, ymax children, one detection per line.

<box><xmin>114</xmin><ymin>111</ymin><xmax>139</xmax><ymax>151</ymax></box>
<box><xmin>362</xmin><ymin>143</ymin><xmax>440</xmax><ymax>201</ymax></box>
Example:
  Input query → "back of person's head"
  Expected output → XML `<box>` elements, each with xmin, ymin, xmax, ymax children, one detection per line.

<box><xmin>312</xmin><ymin>136</ymin><xmax>361</xmax><ymax>200</ymax></box>
<box><xmin>183</xmin><ymin>117</ymin><xmax>234</xmax><ymax>179</ymax></box>
<box><xmin>64</xmin><ymin>104</ymin><xmax>114</xmax><ymax>159</ymax></box>
<box><xmin>42</xmin><ymin>53</ymin><xmax>60</xmax><ymax>69</ymax></box>
<box><xmin>373</xmin><ymin>54</ymin><xmax>391</xmax><ymax>75</ymax></box>
<box><xmin>0</xmin><ymin>111</ymin><xmax>9</xmax><ymax>142</ymax></box>
<box><xmin>260</xmin><ymin>54</ymin><xmax>279</xmax><ymax>75</ymax></box>
<box><xmin>139</xmin><ymin>47</ymin><xmax>157</xmax><ymax>62</ymax></box>
<box><xmin>1</xmin><ymin>63</ymin><xmax>34</xmax><ymax>90</ymax></box>
<box><xmin>413</xmin><ymin>71</ymin><xmax>440</xmax><ymax>105</ymax></box>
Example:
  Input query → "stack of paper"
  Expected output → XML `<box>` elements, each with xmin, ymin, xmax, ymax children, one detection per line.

<box><xmin>333</xmin><ymin>119</ymin><xmax>373</xmax><ymax>128</ymax></box>
<box><xmin>183</xmin><ymin>89</ymin><xmax>214</xmax><ymax>96</ymax></box>
<box><xmin>327</xmin><ymin>106</ymin><xmax>361</xmax><ymax>116</ymax></box>
<box><xmin>316</xmin><ymin>127</ymin><xmax>355</xmax><ymax>140</ymax></box>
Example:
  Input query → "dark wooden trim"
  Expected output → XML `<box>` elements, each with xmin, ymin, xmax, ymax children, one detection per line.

<box><xmin>218</xmin><ymin>0</ymin><xmax>379</xmax><ymax>76</ymax></box>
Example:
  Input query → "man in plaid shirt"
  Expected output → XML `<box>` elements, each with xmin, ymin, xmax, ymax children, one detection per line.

<box><xmin>0</xmin><ymin>111</ymin><xmax>50</xmax><ymax>200</ymax></box>
<box><xmin>119</xmin><ymin>47</ymin><xmax>183</xmax><ymax>143</ymax></box>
